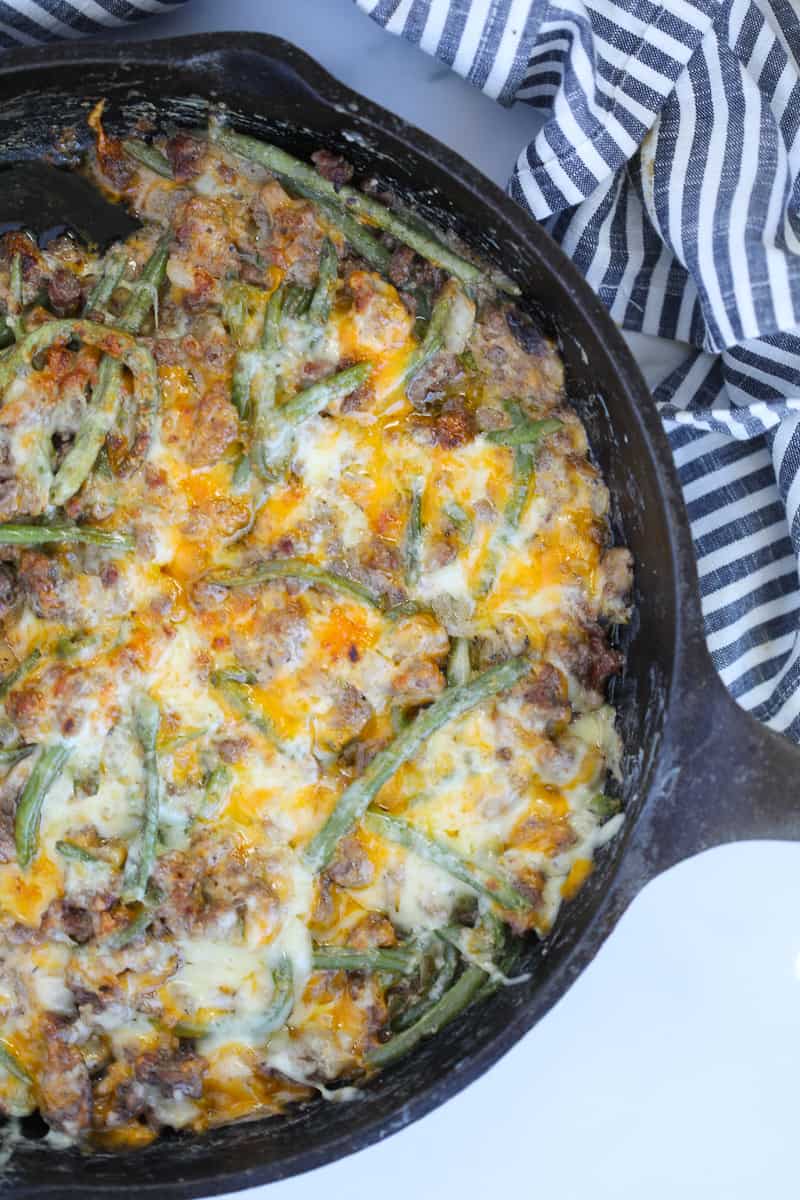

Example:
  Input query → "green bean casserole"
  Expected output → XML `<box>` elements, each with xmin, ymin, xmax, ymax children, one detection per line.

<box><xmin>0</xmin><ymin>107</ymin><xmax>632</xmax><ymax>1147</ymax></box>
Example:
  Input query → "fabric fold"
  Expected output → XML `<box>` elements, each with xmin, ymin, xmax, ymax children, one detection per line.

<box><xmin>356</xmin><ymin>0</ymin><xmax>800</xmax><ymax>736</ymax></box>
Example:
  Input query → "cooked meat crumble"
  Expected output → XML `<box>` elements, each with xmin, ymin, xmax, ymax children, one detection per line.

<box><xmin>0</xmin><ymin>109</ymin><xmax>631</xmax><ymax>1149</ymax></box>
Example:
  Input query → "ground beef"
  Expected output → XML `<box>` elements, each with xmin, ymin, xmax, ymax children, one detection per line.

<box><xmin>134</xmin><ymin>1048</ymin><xmax>205</xmax><ymax>1099</ymax></box>
<box><xmin>152</xmin><ymin>832</ymin><xmax>278</xmax><ymax>938</ymax></box>
<box><xmin>43</xmin><ymin>900</ymin><xmax>95</xmax><ymax>945</ymax></box>
<box><xmin>47</xmin><ymin>268</ymin><xmax>82</xmax><ymax>317</ymax></box>
<box><xmin>311</xmin><ymin>148</ymin><xmax>354</xmax><ymax>189</ymax></box>
<box><xmin>38</xmin><ymin>1032</ymin><xmax>91</xmax><ymax>1138</ymax></box>
<box><xmin>471</xmin><ymin>303</ymin><xmax>563</xmax><ymax>406</ymax></box>
<box><xmin>151</xmin><ymin>337</ymin><xmax>184</xmax><ymax>366</ymax></box>
<box><xmin>346</xmin><ymin>912</ymin><xmax>396</xmax><ymax>949</ymax></box>
<box><xmin>0</xmin><ymin>766</ymin><xmax>24</xmax><ymax>864</ymax></box>
<box><xmin>584</xmin><ymin>626</ymin><xmax>624</xmax><ymax>693</ymax></box>
<box><xmin>231</xmin><ymin>598</ymin><xmax>308</xmax><ymax>682</ymax></box>
<box><xmin>598</xmin><ymin>546</ymin><xmax>633</xmax><ymax>622</ymax></box>
<box><xmin>0</xmin><ymin>563</ymin><xmax>17</xmax><ymax>618</ymax></box>
<box><xmin>548</xmin><ymin>626</ymin><xmax>623</xmax><ymax>700</ymax></box>
<box><xmin>390</xmin><ymin>658</ymin><xmax>446</xmax><ymax>703</ymax></box>
<box><xmin>325</xmin><ymin>835</ymin><xmax>374</xmax><ymax>889</ymax></box>
<box><xmin>432</xmin><ymin>399</ymin><xmax>476</xmax><ymax>448</ymax></box>
<box><xmin>165</xmin><ymin>132</ymin><xmax>204</xmax><ymax>182</ymax></box>
<box><xmin>185</xmin><ymin>383</ymin><xmax>239</xmax><ymax>467</ymax></box>
<box><xmin>97</xmin><ymin>145</ymin><xmax>134</xmax><ymax>192</ymax></box>
<box><xmin>407</xmin><ymin>353</ymin><xmax>458</xmax><ymax>411</ymax></box>
<box><xmin>388</xmin><ymin>245</ymin><xmax>415</xmax><ymax>288</ymax></box>
<box><xmin>270</xmin><ymin>201</ymin><xmax>324</xmax><ymax>285</ymax></box>
<box><xmin>519</xmin><ymin>662</ymin><xmax>571</xmax><ymax>734</ymax></box>
<box><xmin>18</xmin><ymin>550</ymin><xmax>67</xmax><ymax>620</ymax></box>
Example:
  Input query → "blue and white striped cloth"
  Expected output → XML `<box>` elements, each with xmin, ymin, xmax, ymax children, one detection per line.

<box><xmin>358</xmin><ymin>0</ymin><xmax>800</xmax><ymax>738</ymax></box>
<box><xmin>0</xmin><ymin>0</ymin><xmax>185</xmax><ymax>46</ymax></box>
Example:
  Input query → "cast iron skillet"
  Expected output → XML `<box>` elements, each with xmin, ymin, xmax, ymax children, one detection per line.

<box><xmin>0</xmin><ymin>32</ymin><xmax>797</xmax><ymax>1199</ymax></box>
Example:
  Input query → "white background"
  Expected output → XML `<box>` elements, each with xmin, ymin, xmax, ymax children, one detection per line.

<box><xmin>114</xmin><ymin>3</ymin><xmax>800</xmax><ymax>1196</ymax></box>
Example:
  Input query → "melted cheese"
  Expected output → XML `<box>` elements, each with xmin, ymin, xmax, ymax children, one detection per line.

<box><xmin>0</xmin><ymin>134</ymin><xmax>629</xmax><ymax>1145</ymax></box>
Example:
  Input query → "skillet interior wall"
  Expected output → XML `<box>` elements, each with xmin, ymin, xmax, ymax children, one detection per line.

<box><xmin>0</xmin><ymin>41</ymin><xmax>677</xmax><ymax>1196</ymax></box>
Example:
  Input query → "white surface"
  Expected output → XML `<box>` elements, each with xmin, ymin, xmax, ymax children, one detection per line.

<box><xmin>115</xmin><ymin>3</ymin><xmax>799</xmax><ymax>1196</ymax></box>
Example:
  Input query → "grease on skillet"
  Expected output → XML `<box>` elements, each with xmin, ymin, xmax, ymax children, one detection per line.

<box><xmin>0</xmin><ymin>105</ymin><xmax>632</xmax><ymax>1148</ymax></box>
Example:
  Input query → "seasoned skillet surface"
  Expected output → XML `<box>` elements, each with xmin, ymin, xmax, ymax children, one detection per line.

<box><xmin>0</xmin><ymin>114</ymin><xmax>631</xmax><ymax>1148</ymax></box>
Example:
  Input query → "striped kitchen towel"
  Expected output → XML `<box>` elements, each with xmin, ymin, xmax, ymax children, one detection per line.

<box><xmin>357</xmin><ymin>0</ymin><xmax>800</xmax><ymax>739</ymax></box>
<box><xmin>0</xmin><ymin>0</ymin><xmax>186</xmax><ymax>46</ymax></box>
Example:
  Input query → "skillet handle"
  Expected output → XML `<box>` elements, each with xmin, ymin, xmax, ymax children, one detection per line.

<box><xmin>638</xmin><ymin>662</ymin><xmax>800</xmax><ymax>879</ymax></box>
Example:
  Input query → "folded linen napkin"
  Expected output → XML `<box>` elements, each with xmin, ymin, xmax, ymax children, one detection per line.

<box><xmin>0</xmin><ymin>0</ymin><xmax>185</xmax><ymax>45</ymax></box>
<box><xmin>357</xmin><ymin>0</ymin><xmax>800</xmax><ymax>738</ymax></box>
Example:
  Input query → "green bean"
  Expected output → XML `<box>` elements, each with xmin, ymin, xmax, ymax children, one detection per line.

<box><xmin>116</xmin><ymin>235</ymin><xmax>172</xmax><ymax>336</ymax></box>
<box><xmin>446</xmin><ymin>637</ymin><xmax>471</xmax><ymax>687</ymax></box>
<box><xmin>590</xmin><ymin>793</ymin><xmax>622</xmax><ymax>821</ymax></box>
<box><xmin>210</xmin><ymin>670</ymin><xmax>282</xmax><ymax>747</ymax></box>
<box><xmin>247</xmin><ymin>285</ymin><xmax>286</xmax><ymax>471</ymax></box>
<box><xmin>478</xmin><ymin>407</ymin><xmax>560</xmax><ymax>597</ymax></box>
<box><xmin>256</xmin><ymin>361</ymin><xmax>371</xmax><ymax>477</ymax></box>
<box><xmin>202</xmin><ymin>764</ymin><xmax>232</xmax><ymax>817</ymax></box>
<box><xmin>258</xmin><ymin>953</ymin><xmax>294</xmax><ymax>1035</ymax></box>
<box><xmin>222</xmin><ymin>280</ymin><xmax>263</xmax><ymax>346</ymax></box>
<box><xmin>125</xmin><ymin>695</ymin><xmax>161</xmax><ymax>900</ymax></box>
<box><xmin>282</xmin><ymin>283</ymin><xmax>313</xmax><ymax>319</ymax></box>
<box><xmin>260</xmin><ymin>283</ymin><xmax>284</xmax><ymax>355</ymax></box>
<box><xmin>54</xmin><ymin>630</ymin><xmax>99</xmax><ymax>660</ymax></box>
<box><xmin>0</xmin><ymin>317</ymin><xmax>156</xmax><ymax>396</ymax></box>
<box><xmin>281</xmin><ymin>177</ymin><xmax>392</xmax><ymax>274</ymax></box>
<box><xmin>307</xmin><ymin>238</ymin><xmax>337</xmax><ymax>328</ymax></box>
<box><xmin>174</xmin><ymin>954</ymin><xmax>294</xmax><ymax>1041</ymax></box>
<box><xmin>402</xmin><ymin>282</ymin><xmax>466</xmax><ymax>392</ymax></box>
<box><xmin>214</xmin><ymin>667</ymin><xmax>258</xmax><ymax>685</ymax></box>
<box><xmin>205</xmin><ymin>557</ymin><xmax>381</xmax><ymax>608</ymax></box>
<box><xmin>0</xmin><ymin>1039</ymin><xmax>31</xmax><ymax>1085</ymax></box>
<box><xmin>53</xmin><ymin>359</ymin><xmax>126</xmax><ymax>499</ymax></box>
<box><xmin>83</xmin><ymin>247</ymin><xmax>127</xmax><ymax>317</ymax></box>
<box><xmin>304</xmin><ymin>656</ymin><xmax>528</xmax><ymax>871</ymax></box>
<box><xmin>55</xmin><ymin>839</ymin><xmax>102</xmax><ymax>864</ymax></box>
<box><xmin>404</xmin><ymin>481</ymin><xmax>423</xmax><ymax>587</ymax></box>
<box><xmin>7</xmin><ymin>253</ymin><xmax>24</xmax><ymax>340</ymax></box>
<box><xmin>391</xmin><ymin>705</ymin><xmax>412</xmax><ymax>735</ymax></box>
<box><xmin>383</xmin><ymin>601</ymin><xmax>422</xmax><ymax>621</ymax></box>
<box><xmin>0</xmin><ymin>745</ymin><xmax>35</xmax><ymax>768</ymax></box>
<box><xmin>223</xmin><ymin>289</ymin><xmax>248</xmax><ymax>345</ymax></box>
<box><xmin>122</xmin><ymin>138</ymin><xmax>174</xmax><ymax>179</ymax></box>
<box><xmin>211</xmin><ymin>127</ymin><xmax>511</xmax><ymax>293</ymax></box>
<box><xmin>103</xmin><ymin>904</ymin><xmax>154</xmax><ymax>950</ymax></box>
<box><xmin>367</xmin><ymin>964</ymin><xmax>486</xmax><ymax>1066</ymax></box>
<box><xmin>411</xmin><ymin>283</ymin><xmax>434</xmax><ymax>341</ymax></box>
<box><xmin>312</xmin><ymin>946</ymin><xmax>418</xmax><ymax>975</ymax></box>
<box><xmin>505</xmin><ymin>442</ymin><xmax>535</xmax><ymax>532</ymax></box>
<box><xmin>15</xmin><ymin>743</ymin><xmax>71</xmax><ymax>870</ymax></box>
<box><xmin>443</xmin><ymin>501</ymin><xmax>473</xmax><ymax>543</ymax></box>
<box><xmin>231</xmin><ymin>352</ymin><xmax>256</xmax><ymax>420</ymax></box>
<box><xmin>393</xmin><ymin>939</ymin><xmax>458</xmax><ymax>1031</ymax></box>
<box><xmin>0</xmin><ymin>648</ymin><xmax>41</xmax><ymax>700</ymax></box>
<box><xmin>51</xmin><ymin>238</ymin><xmax>170</xmax><ymax>506</ymax></box>
<box><xmin>0</xmin><ymin>522</ymin><xmax>134</xmax><ymax>549</ymax></box>
<box><xmin>364</xmin><ymin>811</ymin><xmax>532</xmax><ymax>912</ymax></box>
<box><xmin>232</xmin><ymin>452</ymin><xmax>251</xmax><ymax>489</ymax></box>
<box><xmin>485</xmin><ymin>417</ymin><xmax>563</xmax><ymax>448</ymax></box>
